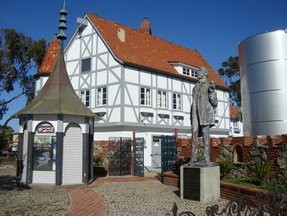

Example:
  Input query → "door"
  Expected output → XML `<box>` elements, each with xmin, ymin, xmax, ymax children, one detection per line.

<box><xmin>63</xmin><ymin>124</ymin><xmax>82</xmax><ymax>184</ymax></box>
<box><xmin>151</xmin><ymin>136</ymin><xmax>161</xmax><ymax>168</ymax></box>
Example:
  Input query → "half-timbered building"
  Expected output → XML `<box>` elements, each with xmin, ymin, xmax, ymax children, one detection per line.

<box><xmin>35</xmin><ymin>14</ymin><xmax>230</xmax><ymax>170</ymax></box>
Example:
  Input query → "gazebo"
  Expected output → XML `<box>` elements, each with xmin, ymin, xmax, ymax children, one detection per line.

<box><xmin>13</xmin><ymin>44</ymin><xmax>95</xmax><ymax>185</ymax></box>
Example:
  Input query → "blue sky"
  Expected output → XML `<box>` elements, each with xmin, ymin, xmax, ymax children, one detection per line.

<box><xmin>1</xmin><ymin>0</ymin><xmax>286</xmax><ymax>131</ymax></box>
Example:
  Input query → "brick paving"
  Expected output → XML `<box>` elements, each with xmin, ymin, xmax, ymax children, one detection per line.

<box><xmin>66</xmin><ymin>186</ymin><xmax>106</xmax><ymax>216</ymax></box>
<box><xmin>65</xmin><ymin>175</ymin><xmax>157</xmax><ymax>216</ymax></box>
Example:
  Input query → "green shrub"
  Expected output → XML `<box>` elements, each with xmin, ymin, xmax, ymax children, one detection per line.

<box><xmin>93</xmin><ymin>155</ymin><xmax>104</xmax><ymax>167</ymax></box>
<box><xmin>247</xmin><ymin>160</ymin><xmax>272</xmax><ymax>186</ymax></box>
<box><xmin>217</xmin><ymin>159</ymin><xmax>235</xmax><ymax>179</ymax></box>
<box><xmin>222</xmin><ymin>177</ymin><xmax>276</xmax><ymax>191</ymax></box>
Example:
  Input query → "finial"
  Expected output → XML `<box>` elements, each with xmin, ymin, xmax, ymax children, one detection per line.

<box><xmin>57</xmin><ymin>0</ymin><xmax>68</xmax><ymax>42</ymax></box>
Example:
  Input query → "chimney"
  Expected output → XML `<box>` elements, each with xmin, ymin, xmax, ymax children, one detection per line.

<box><xmin>140</xmin><ymin>17</ymin><xmax>152</xmax><ymax>35</ymax></box>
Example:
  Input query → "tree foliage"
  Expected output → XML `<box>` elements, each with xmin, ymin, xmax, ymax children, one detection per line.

<box><xmin>0</xmin><ymin>28</ymin><xmax>46</xmax><ymax>120</ymax></box>
<box><xmin>218</xmin><ymin>56</ymin><xmax>241</xmax><ymax>107</ymax></box>
<box><xmin>0</xmin><ymin>125</ymin><xmax>14</xmax><ymax>150</ymax></box>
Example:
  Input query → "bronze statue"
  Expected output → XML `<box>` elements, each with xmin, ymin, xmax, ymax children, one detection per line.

<box><xmin>190</xmin><ymin>67</ymin><xmax>218</xmax><ymax>165</ymax></box>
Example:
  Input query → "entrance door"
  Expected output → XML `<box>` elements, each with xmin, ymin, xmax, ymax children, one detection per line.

<box><xmin>151</xmin><ymin>136</ymin><xmax>161</xmax><ymax>168</ymax></box>
<box><xmin>63</xmin><ymin>124</ymin><xmax>82</xmax><ymax>184</ymax></box>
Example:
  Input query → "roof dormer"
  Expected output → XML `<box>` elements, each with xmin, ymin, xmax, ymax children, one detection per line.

<box><xmin>170</xmin><ymin>62</ymin><xmax>199</xmax><ymax>78</ymax></box>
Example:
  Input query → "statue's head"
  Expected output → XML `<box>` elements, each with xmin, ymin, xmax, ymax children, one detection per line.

<box><xmin>197</xmin><ymin>67</ymin><xmax>208</xmax><ymax>79</ymax></box>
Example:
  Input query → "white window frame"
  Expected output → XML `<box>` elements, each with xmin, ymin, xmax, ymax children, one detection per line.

<box><xmin>80</xmin><ymin>90</ymin><xmax>90</xmax><ymax>107</ymax></box>
<box><xmin>172</xmin><ymin>93</ymin><xmax>182</xmax><ymax>110</ymax></box>
<box><xmin>96</xmin><ymin>87</ymin><xmax>107</xmax><ymax>106</ymax></box>
<box><xmin>157</xmin><ymin>90</ymin><xmax>167</xmax><ymax>109</ymax></box>
<box><xmin>191</xmin><ymin>68</ymin><xmax>198</xmax><ymax>77</ymax></box>
<box><xmin>182</xmin><ymin>66</ymin><xmax>198</xmax><ymax>78</ymax></box>
<box><xmin>233</xmin><ymin>121</ymin><xmax>239</xmax><ymax>129</ymax></box>
<box><xmin>140</xmin><ymin>87</ymin><xmax>151</xmax><ymax>106</ymax></box>
<box><xmin>183</xmin><ymin>67</ymin><xmax>190</xmax><ymax>76</ymax></box>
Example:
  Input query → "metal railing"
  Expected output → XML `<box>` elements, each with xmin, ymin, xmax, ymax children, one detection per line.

<box><xmin>172</xmin><ymin>186</ymin><xmax>287</xmax><ymax>216</ymax></box>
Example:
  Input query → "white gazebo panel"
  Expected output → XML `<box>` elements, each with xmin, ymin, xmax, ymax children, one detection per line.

<box><xmin>62</xmin><ymin>124</ymin><xmax>83</xmax><ymax>184</ymax></box>
<box><xmin>33</xmin><ymin>171</ymin><xmax>55</xmax><ymax>184</ymax></box>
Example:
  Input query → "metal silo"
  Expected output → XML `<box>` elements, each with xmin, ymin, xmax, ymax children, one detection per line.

<box><xmin>239</xmin><ymin>30</ymin><xmax>287</xmax><ymax>136</ymax></box>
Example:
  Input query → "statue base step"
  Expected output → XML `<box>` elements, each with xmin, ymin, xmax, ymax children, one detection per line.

<box><xmin>180</xmin><ymin>164</ymin><xmax>220</xmax><ymax>202</ymax></box>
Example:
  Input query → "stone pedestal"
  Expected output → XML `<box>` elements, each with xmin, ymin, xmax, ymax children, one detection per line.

<box><xmin>180</xmin><ymin>164</ymin><xmax>220</xmax><ymax>202</ymax></box>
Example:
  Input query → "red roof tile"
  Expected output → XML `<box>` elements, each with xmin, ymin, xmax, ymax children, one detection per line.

<box><xmin>87</xmin><ymin>14</ymin><xmax>228</xmax><ymax>89</ymax></box>
<box><xmin>35</xmin><ymin>37</ymin><xmax>61</xmax><ymax>76</ymax></box>
<box><xmin>230</xmin><ymin>104</ymin><xmax>241</xmax><ymax>119</ymax></box>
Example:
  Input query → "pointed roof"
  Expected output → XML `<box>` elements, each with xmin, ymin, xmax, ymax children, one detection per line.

<box><xmin>86</xmin><ymin>14</ymin><xmax>228</xmax><ymax>90</ymax></box>
<box><xmin>14</xmin><ymin>44</ymin><xmax>94</xmax><ymax>117</ymax></box>
<box><xmin>36</xmin><ymin>14</ymin><xmax>228</xmax><ymax>90</ymax></box>
<box><xmin>35</xmin><ymin>37</ymin><xmax>61</xmax><ymax>77</ymax></box>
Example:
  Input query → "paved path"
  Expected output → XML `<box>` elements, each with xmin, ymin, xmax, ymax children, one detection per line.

<box><xmin>66</xmin><ymin>186</ymin><xmax>106</xmax><ymax>216</ymax></box>
<box><xmin>67</xmin><ymin>175</ymin><xmax>228</xmax><ymax>216</ymax></box>
<box><xmin>66</xmin><ymin>176</ymin><xmax>157</xmax><ymax>216</ymax></box>
<box><xmin>1</xmin><ymin>162</ymin><xmax>228</xmax><ymax>216</ymax></box>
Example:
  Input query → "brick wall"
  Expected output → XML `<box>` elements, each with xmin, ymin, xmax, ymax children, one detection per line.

<box><xmin>176</xmin><ymin>135</ymin><xmax>287</xmax><ymax>178</ymax></box>
<box><xmin>94</xmin><ymin>134</ymin><xmax>286</xmax><ymax>178</ymax></box>
<box><xmin>94</xmin><ymin>140</ymin><xmax>109</xmax><ymax>158</ymax></box>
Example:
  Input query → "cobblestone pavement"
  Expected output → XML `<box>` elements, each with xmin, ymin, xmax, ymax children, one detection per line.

<box><xmin>91</xmin><ymin>178</ymin><xmax>228</xmax><ymax>216</ymax></box>
<box><xmin>1</xmin><ymin>160</ymin><xmax>229</xmax><ymax>216</ymax></box>
<box><xmin>0</xmin><ymin>161</ymin><xmax>70</xmax><ymax>216</ymax></box>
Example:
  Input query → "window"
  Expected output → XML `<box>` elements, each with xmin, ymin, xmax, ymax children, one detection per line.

<box><xmin>233</xmin><ymin>121</ymin><xmax>239</xmax><ymax>129</ymax></box>
<box><xmin>157</xmin><ymin>90</ymin><xmax>167</xmax><ymax>108</ymax></box>
<box><xmin>173</xmin><ymin>93</ymin><xmax>182</xmax><ymax>110</ymax></box>
<box><xmin>191</xmin><ymin>69</ymin><xmax>198</xmax><ymax>77</ymax></box>
<box><xmin>33</xmin><ymin>136</ymin><xmax>56</xmax><ymax>171</ymax></box>
<box><xmin>183</xmin><ymin>67</ymin><xmax>190</xmax><ymax>75</ymax></box>
<box><xmin>80</xmin><ymin>90</ymin><xmax>90</xmax><ymax>107</ymax></box>
<box><xmin>140</xmin><ymin>87</ymin><xmax>151</xmax><ymax>106</ymax></box>
<box><xmin>81</xmin><ymin>58</ymin><xmax>91</xmax><ymax>72</ymax></box>
<box><xmin>96</xmin><ymin>87</ymin><xmax>107</xmax><ymax>106</ymax></box>
<box><xmin>183</xmin><ymin>66</ymin><xmax>198</xmax><ymax>78</ymax></box>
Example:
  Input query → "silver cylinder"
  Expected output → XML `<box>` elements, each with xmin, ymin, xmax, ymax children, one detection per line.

<box><xmin>239</xmin><ymin>30</ymin><xmax>287</xmax><ymax>135</ymax></box>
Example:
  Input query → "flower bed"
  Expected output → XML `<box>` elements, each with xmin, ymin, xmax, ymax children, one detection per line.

<box><xmin>220</xmin><ymin>181</ymin><xmax>267</xmax><ymax>201</ymax></box>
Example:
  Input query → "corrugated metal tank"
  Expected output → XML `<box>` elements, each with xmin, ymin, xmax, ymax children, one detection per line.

<box><xmin>239</xmin><ymin>30</ymin><xmax>287</xmax><ymax>135</ymax></box>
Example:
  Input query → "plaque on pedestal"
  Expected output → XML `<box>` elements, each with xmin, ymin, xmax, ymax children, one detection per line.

<box><xmin>180</xmin><ymin>164</ymin><xmax>220</xmax><ymax>202</ymax></box>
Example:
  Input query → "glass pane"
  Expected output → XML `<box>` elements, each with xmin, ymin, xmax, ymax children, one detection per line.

<box><xmin>33</xmin><ymin>136</ymin><xmax>56</xmax><ymax>171</ymax></box>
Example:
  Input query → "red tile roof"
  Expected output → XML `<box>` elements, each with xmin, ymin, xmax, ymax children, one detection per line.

<box><xmin>230</xmin><ymin>104</ymin><xmax>241</xmax><ymax>119</ymax></box>
<box><xmin>87</xmin><ymin>14</ymin><xmax>228</xmax><ymax>90</ymax></box>
<box><xmin>36</xmin><ymin>14</ymin><xmax>228</xmax><ymax>90</ymax></box>
<box><xmin>35</xmin><ymin>37</ymin><xmax>61</xmax><ymax>77</ymax></box>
